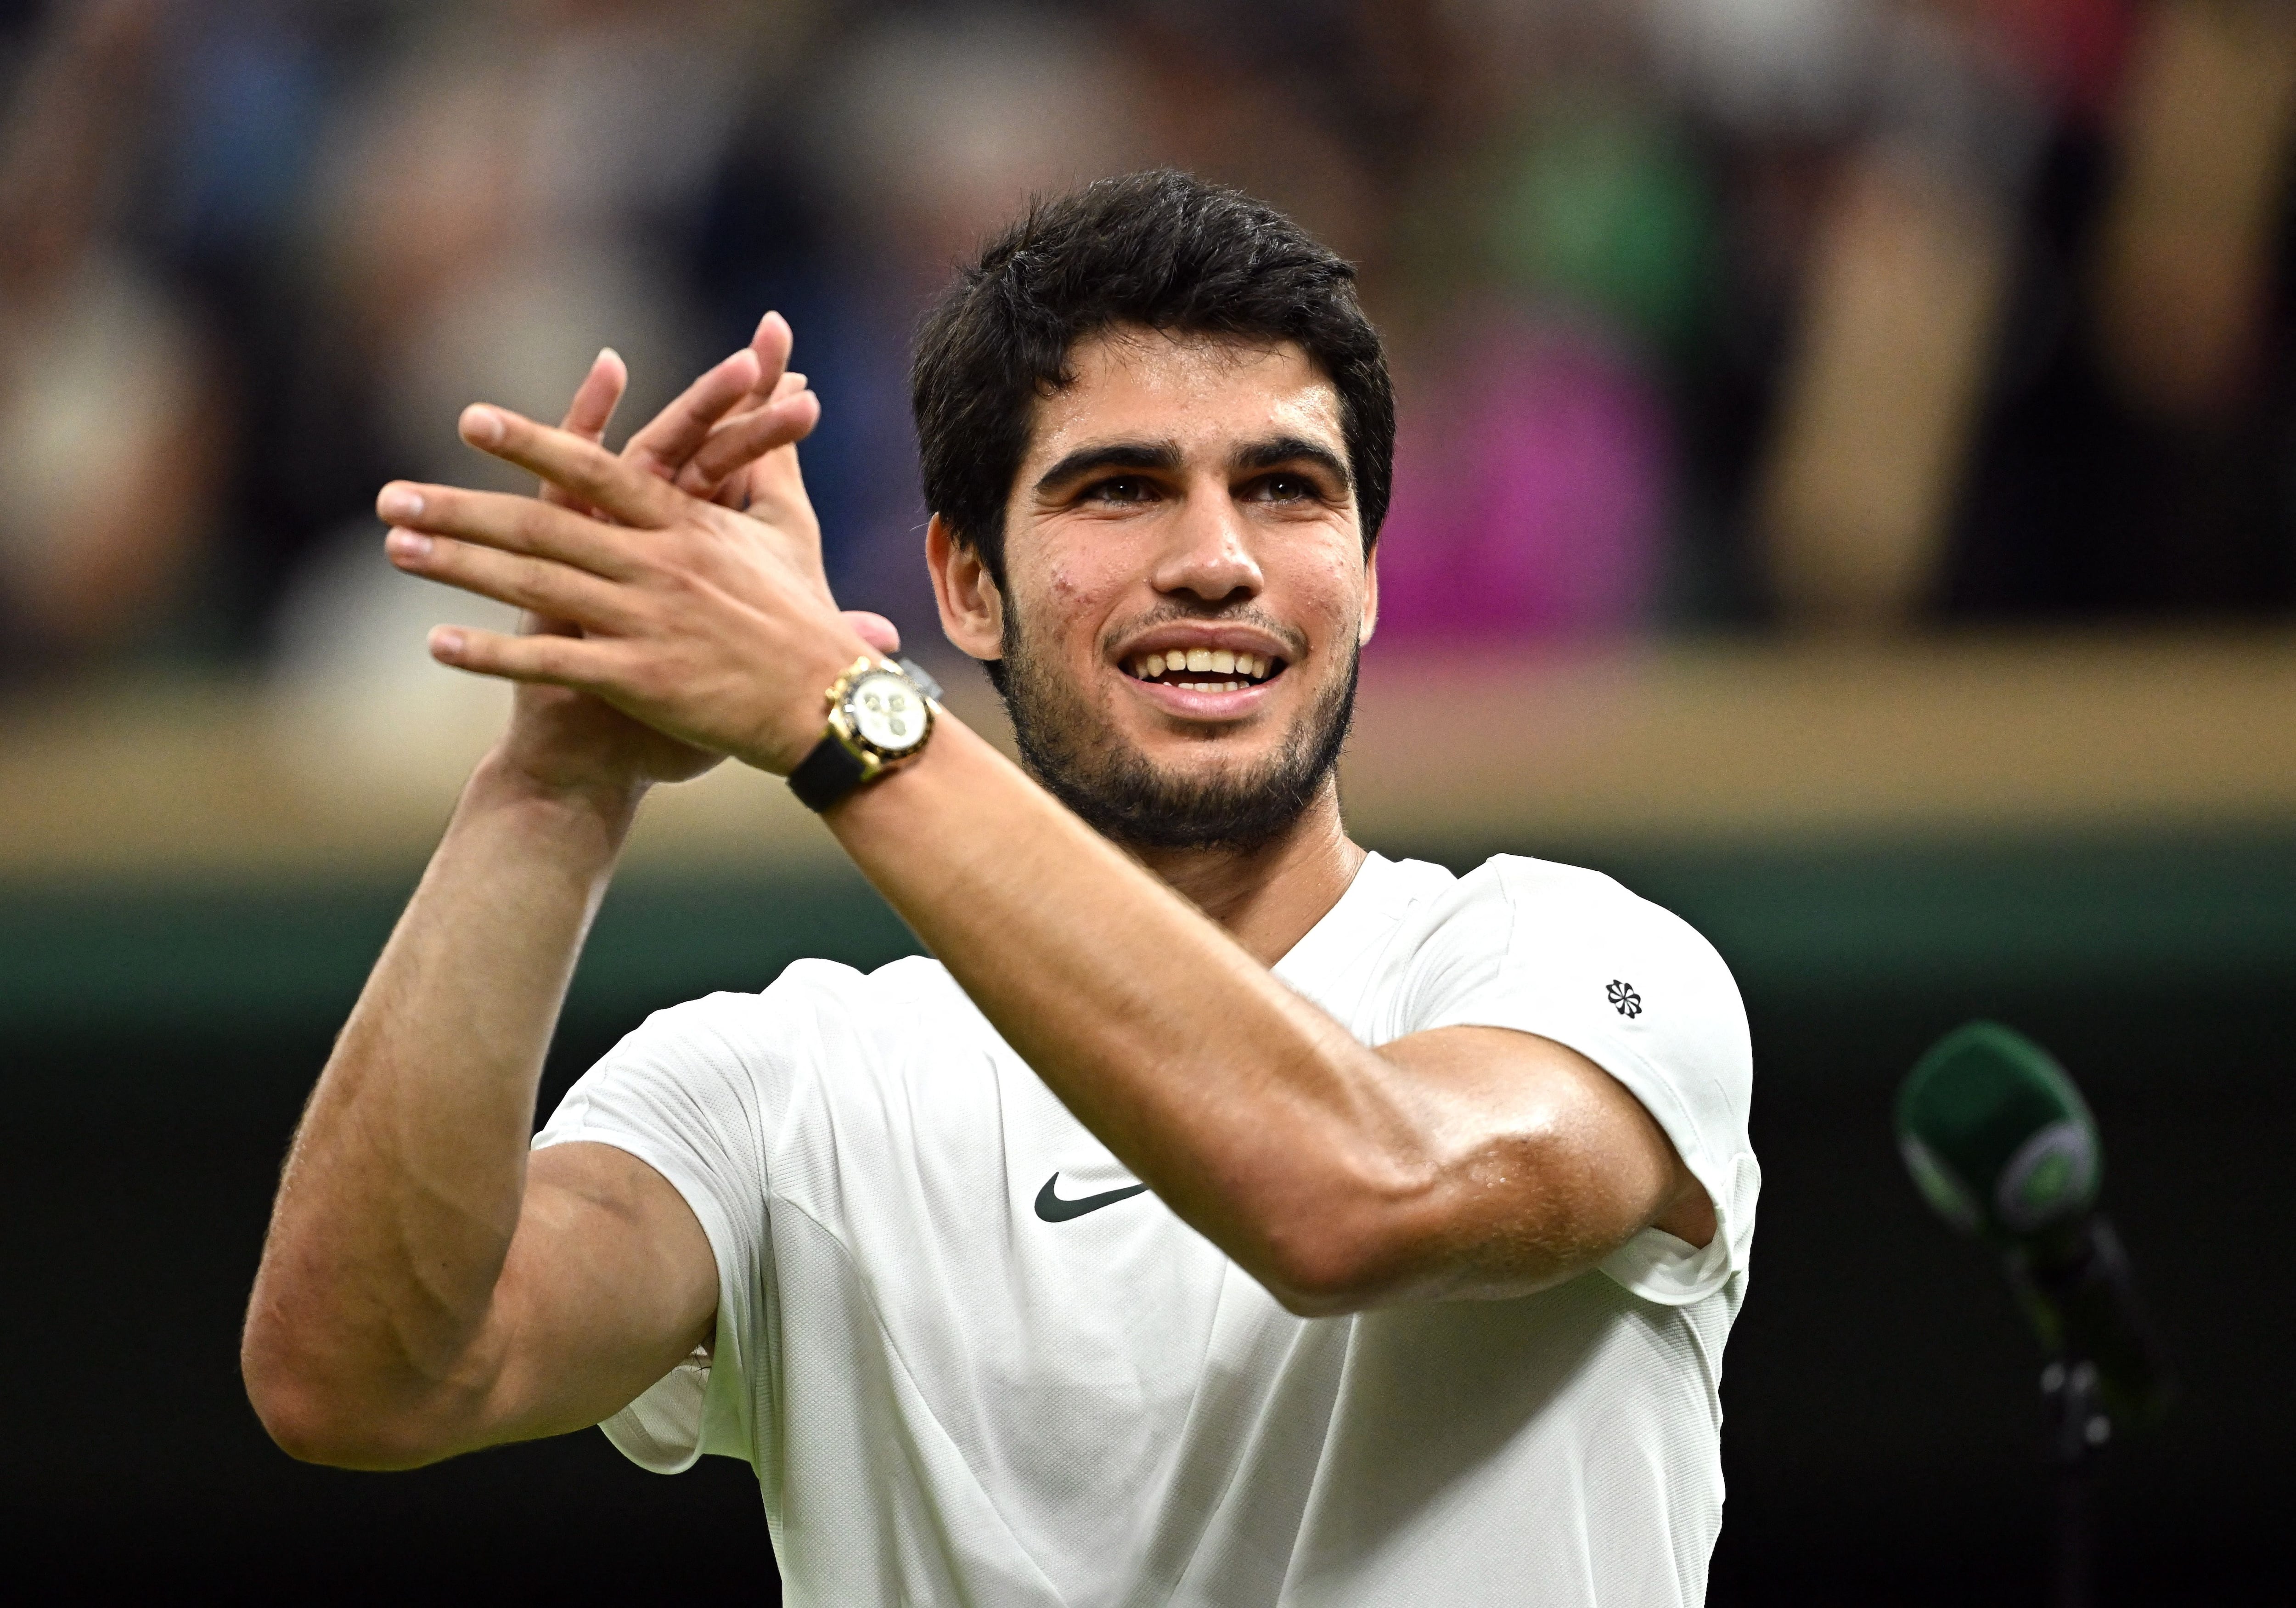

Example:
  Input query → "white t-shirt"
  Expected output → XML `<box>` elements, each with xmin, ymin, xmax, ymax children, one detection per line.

<box><xmin>535</xmin><ymin>852</ymin><xmax>1758</xmax><ymax>1607</ymax></box>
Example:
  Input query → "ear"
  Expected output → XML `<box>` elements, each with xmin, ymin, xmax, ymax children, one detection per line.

<box><xmin>1358</xmin><ymin>542</ymin><xmax>1380</xmax><ymax>648</ymax></box>
<box><xmin>928</xmin><ymin>513</ymin><xmax>1005</xmax><ymax>663</ymax></box>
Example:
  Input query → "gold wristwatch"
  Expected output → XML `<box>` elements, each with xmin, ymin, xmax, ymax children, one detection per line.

<box><xmin>786</xmin><ymin>656</ymin><xmax>941</xmax><ymax>812</ymax></box>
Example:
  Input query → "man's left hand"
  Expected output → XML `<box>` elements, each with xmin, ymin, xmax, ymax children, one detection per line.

<box><xmin>378</xmin><ymin>403</ymin><xmax>872</xmax><ymax>776</ymax></box>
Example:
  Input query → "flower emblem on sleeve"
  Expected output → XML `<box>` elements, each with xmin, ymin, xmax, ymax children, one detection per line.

<box><xmin>1606</xmin><ymin>980</ymin><xmax>1642</xmax><ymax>1018</ymax></box>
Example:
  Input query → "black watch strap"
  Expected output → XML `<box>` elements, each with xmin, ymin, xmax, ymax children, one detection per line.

<box><xmin>788</xmin><ymin>733</ymin><xmax>870</xmax><ymax>812</ymax></box>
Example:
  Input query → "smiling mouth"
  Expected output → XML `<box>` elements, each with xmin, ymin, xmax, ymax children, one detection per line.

<box><xmin>1123</xmin><ymin>649</ymin><xmax>1286</xmax><ymax>694</ymax></box>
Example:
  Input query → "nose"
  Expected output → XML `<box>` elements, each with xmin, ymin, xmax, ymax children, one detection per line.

<box><xmin>1149</xmin><ymin>485</ymin><xmax>1263</xmax><ymax>604</ymax></box>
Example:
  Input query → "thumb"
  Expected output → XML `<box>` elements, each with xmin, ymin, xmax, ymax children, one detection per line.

<box><xmin>841</xmin><ymin>611</ymin><xmax>900</xmax><ymax>656</ymax></box>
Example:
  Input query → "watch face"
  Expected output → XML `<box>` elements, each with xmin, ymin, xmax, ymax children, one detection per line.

<box><xmin>846</xmin><ymin>671</ymin><xmax>928</xmax><ymax>754</ymax></box>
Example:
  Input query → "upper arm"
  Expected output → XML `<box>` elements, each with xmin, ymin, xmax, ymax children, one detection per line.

<box><xmin>458</xmin><ymin>1141</ymin><xmax>719</xmax><ymax>1454</ymax></box>
<box><xmin>1321</xmin><ymin>861</ymin><xmax>1753</xmax><ymax>1313</ymax></box>
<box><xmin>1346</xmin><ymin>1024</ymin><xmax>1712</xmax><ymax>1308</ymax></box>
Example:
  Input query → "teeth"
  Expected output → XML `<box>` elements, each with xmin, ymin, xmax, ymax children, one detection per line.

<box><xmin>1130</xmin><ymin>649</ymin><xmax>1282</xmax><ymax>683</ymax></box>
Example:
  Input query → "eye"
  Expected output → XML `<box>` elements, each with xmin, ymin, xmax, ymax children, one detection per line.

<box><xmin>1085</xmin><ymin>475</ymin><xmax>1158</xmax><ymax>505</ymax></box>
<box><xmin>1247</xmin><ymin>472</ymin><xmax>1322</xmax><ymax>503</ymax></box>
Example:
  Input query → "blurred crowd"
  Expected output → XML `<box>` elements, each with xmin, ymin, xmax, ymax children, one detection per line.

<box><xmin>5</xmin><ymin>0</ymin><xmax>2296</xmax><ymax>694</ymax></box>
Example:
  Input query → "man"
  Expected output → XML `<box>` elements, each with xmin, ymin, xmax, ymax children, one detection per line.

<box><xmin>244</xmin><ymin>171</ymin><xmax>1756</xmax><ymax>1606</ymax></box>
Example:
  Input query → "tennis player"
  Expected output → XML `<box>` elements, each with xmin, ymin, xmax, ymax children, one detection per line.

<box><xmin>245</xmin><ymin>171</ymin><xmax>1757</xmax><ymax>1606</ymax></box>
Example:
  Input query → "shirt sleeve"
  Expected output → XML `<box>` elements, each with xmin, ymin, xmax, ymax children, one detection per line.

<box><xmin>1402</xmin><ymin>858</ymin><xmax>1759</xmax><ymax>1306</ymax></box>
<box><xmin>531</xmin><ymin>982</ymin><xmax>820</xmax><ymax>1473</ymax></box>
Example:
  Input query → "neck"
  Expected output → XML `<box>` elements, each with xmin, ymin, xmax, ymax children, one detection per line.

<box><xmin>1125</xmin><ymin>781</ymin><xmax>1366</xmax><ymax>967</ymax></box>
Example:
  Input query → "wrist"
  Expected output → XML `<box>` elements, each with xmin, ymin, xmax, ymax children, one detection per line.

<box><xmin>465</xmin><ymin>746</ymin><xmax>648</xmax><ymax>842</ymax></box>
<box><xmin>782</xmin><ymin>651</ymin><xmax>945</xmax><ymax>809</ymax></box>
<box><xmin>755</xmin><ymin>633</ymin><xmax>894</xmax><ymax>776</ymax></box>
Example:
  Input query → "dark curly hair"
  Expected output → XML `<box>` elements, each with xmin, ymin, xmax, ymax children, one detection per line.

<box><xmin>910</xmin><ymin>169</ymin><xmax>1394</xmax><ymax>590</ymax></box>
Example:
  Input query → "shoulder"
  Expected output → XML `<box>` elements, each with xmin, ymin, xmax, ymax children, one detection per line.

<box><xmin>1464</xmin><ymin>856</ymin><xmax>1729</xmax><ymax>969</ymax></box>
<box><xmin>1447</xmin><ymin>853</ymin><xmax>1652</xmax><ymax>920</ymax></box>
<box><xmin>582</xmin><ymin>954</ymin><xmax>964</xmax><ymax>1093</ymax></box>
<box><xmin>539</xmin><ymin>954</ymin><xmax>971</xmax><ymax>1149</ymax></box>
<box><xmin>641</xmin><ymin>953</ymin><xmax>957</xmax><ymax>1030</ymax></box>
<box><xmin>1401</xmin><ymin>855</ymin><xmax>1747</xmax><ymax>1064</ymax></box>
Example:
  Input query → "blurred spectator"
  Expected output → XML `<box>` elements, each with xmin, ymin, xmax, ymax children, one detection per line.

<box><xmin>264</xmin><ymin>0</ymin><xmax>791</xmax><ymax>795</ymax></box>
<box><xmin>0</xmin><ymin>0</ymin><xmax>230</xmax><ymax>672</ymax></box>
<box><xmin>1378</xmin><ymin>309</ymin><xmax>1671</xmax><ymax>639</ymax></box>
<box><xmin>6</xmin><ymin>0</ymin><xmax>2296</xmax><ymax>697</ymax></box>
<box><xmin>1947</xmin><ymin>0</ymin><xmax>2296</xmax><ymax>617</ymax></box>
<box><xmin>786</xmin><ymin>4</ymin><xmax>1152</xmax><ymax>652</ymax></box>
<box><xmin>1750</xmin><ymin>4</ymin><xmax>2043</xmax><ymax>627</ymax></box>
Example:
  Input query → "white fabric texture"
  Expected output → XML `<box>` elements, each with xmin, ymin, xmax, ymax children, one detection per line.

<box><xmin>534</xmin><ymin>852</ymin><xmax>1758</xmax><ymax>1606</ymax></box>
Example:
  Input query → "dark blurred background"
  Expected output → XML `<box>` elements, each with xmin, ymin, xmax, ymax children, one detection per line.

<box><xmin>3</xmin><ymin>0</ymin><xmax>2293</xmax><ymax>1601</ymax></box>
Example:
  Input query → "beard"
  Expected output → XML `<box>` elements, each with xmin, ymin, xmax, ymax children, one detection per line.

<box><xmin>995</xmin><ymin>612</ymin><xmax>1359</xmax><ymax>853</ymax></box>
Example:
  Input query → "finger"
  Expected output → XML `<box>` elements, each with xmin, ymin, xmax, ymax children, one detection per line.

<box><xmin>385</xmin><ymin>527</ymin><xmax>640</xmax><ymax>634</ymax></box>
<box><xmin>379</xmin><ymin>479</ymin><xmax>645</xmax><ymax>580</ymax></box>
<box><xmin>620</xmin><ymin>347</ymin><xmax>764</xmax><ymax>482</ymax></box>
<box><xmin>743</xmin><ymin>310</ymin><xmax>795</xmax><ymax>403</ymax></box>
<box><xmin>560</xmin><ymin>348</ymin><xmax>627</xmax><ymax>441</ymax></box>
<box><xmin>458</xmin><ymin>406</ymin><xmax>686</xmax><ymax>530</ymax></box>
<box><xmin>686</xmin><ymin>312</ymin><xmax>797</xmax><ymax>456</ymax></box>
<box><xmin>693</xmin><ymin>372</ymin><xmax>811</xmax><ymax>507</ymax></box>
<box><xmin>428</xmin><ymin>622</ymin><xmax>626</xmax><ymax>689</ymax></box>
<box><xmin>843</xmin><ymin>610</ymin><xmax>900</xmax><ymax>655</ymax></box>
<box><xmin>543</xmin><ymin>348</ymin><xmax>629</xmax><ymax>514</ymax></box>
<box><xmin>677</xmin><ymin>388</ymin><xmax>821</xmax><ymax>498</ymax></box>
<box><xmin>744</xmin><ymin>428</ymin><xmax>816</xmax><ymax>528</ymax></box>
<box><xmin>620</xmin><ymin>310</ymin><xmax>796</xmax><ymax>493</ymax></box>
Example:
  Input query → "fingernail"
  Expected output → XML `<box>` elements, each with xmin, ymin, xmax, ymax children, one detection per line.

<box><xmin>385</xmin><ymin>528</ymin><xmax>433</xmax><ymax>559</ymax></box>
<box><xmin>785</xmin><ymin>372</ymin><xmax>808</xmax><ymax>389</ymax></box>
<box><xmin>431</xmin><ymin>627</ymin><xmax>466</xmax><ymax>657</ymax></box>
<box><xmin>596</xmin><ymin>346</ymin><xmax>617</xmax><ymax>367</ymax></box>
<box><xmin>378</xmin><ymin>485</ymin><xmax>423</xmax><ymax>520</ymax></box>
<box><xmin>459</xmin><ymin>405</ymin><xmax>504</xmax><ymax>446</ymax></box>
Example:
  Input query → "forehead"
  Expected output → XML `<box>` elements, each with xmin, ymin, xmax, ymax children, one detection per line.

<box><xmin>1023</xmin><ymin>327</ymin><xmax>1345</xmax><ymax>472</ymax></box>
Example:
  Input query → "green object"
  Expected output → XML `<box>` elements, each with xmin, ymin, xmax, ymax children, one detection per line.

<box><xmin>1489</xmin><ymin>107</ymin><xmax>1711</xmax><ymax>346</ymax></box>
<box><xmin>1896</xmin><ymin>1021</ymin><xmax>2103</xmax><ymax>1242</ymax></box>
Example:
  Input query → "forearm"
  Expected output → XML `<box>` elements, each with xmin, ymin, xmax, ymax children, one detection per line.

<box><xmin>829</xmin><ymin>721</ymin><xmax>1432</xmax><ymax>1304</ymax></box>
<box><xmin>356</xmin><ymin>393</ymin><xmax>1700</xmax><ymax>1320</ymax></box>
<box><xmin>242</xmin><ymin>753</ymin><xmax>639</xmax><ymax>1460</ymax></box>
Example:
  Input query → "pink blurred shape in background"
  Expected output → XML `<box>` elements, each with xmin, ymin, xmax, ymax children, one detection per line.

<box><xmin>1373</xmin><ymin>316</ymin><xmax>1669</xmax><ymax>642</ymax></box>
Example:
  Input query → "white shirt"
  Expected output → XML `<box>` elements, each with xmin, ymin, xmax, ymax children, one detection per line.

<box><xmin>535</xmin><ymin>852</ymin><xmax>1759</xmax><ymax>1607</ymax></box>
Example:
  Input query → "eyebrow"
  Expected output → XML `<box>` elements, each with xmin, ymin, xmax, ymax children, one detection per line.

<box><xmin>1032</xmin><ymin>435</ymin><xmax>1354</xmax><ymax>499</ymax></box>
<box><xmin>1032</xmin><ymin>441</ymin><xmax>1183</xmax><ymax>497</ymax></box>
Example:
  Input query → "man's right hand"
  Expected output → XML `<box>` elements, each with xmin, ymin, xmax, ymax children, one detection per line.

<box><xmin>241</xmin><ymin>317</ymin><xmax>900</xmax><ymax>1471</ymax></box>
<box><xmin>491</xmin><ymin>312</ymin><xmax>900</xmax><ymax>806</ymax></box>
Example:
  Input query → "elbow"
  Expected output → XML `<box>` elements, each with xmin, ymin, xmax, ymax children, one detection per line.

<box><xmin>247</xmin><ymin>1382</ymin><xmax>446</xmax><ymax>1472</ymax></box>
<box><xmin>1240</xmin><ymin>1142</ymin><xmax>1459</xmax><ymax>1316</ymax></box>
<box><xmin>241</xmin><ymin>1330</ymin><xmax>451</xmax><ymax>1471</ymax></box>
<box><xmin>1249</xmin><ymin>1195</ymin><xmax>1425</xmax><ymax>1318</ymax></box>
<box><xmin>1242</xmin><ymin>1139</ymin><xmax>1582</xmax><ymax>1315</ymax></box>
<box><xmin>1256</xmin><ymin>1230</ymin><xmax>1400</xmax><ymax>1318</ymax></box>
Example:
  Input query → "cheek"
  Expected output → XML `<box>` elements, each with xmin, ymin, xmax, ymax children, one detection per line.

<box><xmin>1281</xmin><ymin>550</ymin><xmax>1369</xmax><ymax>646</ymax></box>
<box><xmin>1016</xmin><ymin>551</ymin><xmax>1125</xmax><ymax>658</ymax></box>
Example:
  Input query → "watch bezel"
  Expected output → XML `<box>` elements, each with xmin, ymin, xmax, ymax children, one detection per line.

<box><xmin>822</xmin><ymin>656</ymin><xmax>937</xmax><ymax>783</ymax></box>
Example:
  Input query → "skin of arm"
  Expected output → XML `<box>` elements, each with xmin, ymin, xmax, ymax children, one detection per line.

<box><xmin>824</xmin><ymin>718</ymin><xmax>1709</xmax><ymax>1315</ymax></box>
<box><xmin>355</xmin><ymin>325</ymin><xmax>1715</xmax><ymax>1347</ymax></box>
<box><xmin>242</xmin><ymin>319</ymin><xmax>900</xmax><ymax>1468</ymax></box>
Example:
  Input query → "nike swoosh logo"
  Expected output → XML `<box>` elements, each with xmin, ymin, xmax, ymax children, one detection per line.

<box><xmin>1034</xmin><ymin>1173</ymin><xmax>1150</xmax><ymax>1222</ymax></box>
